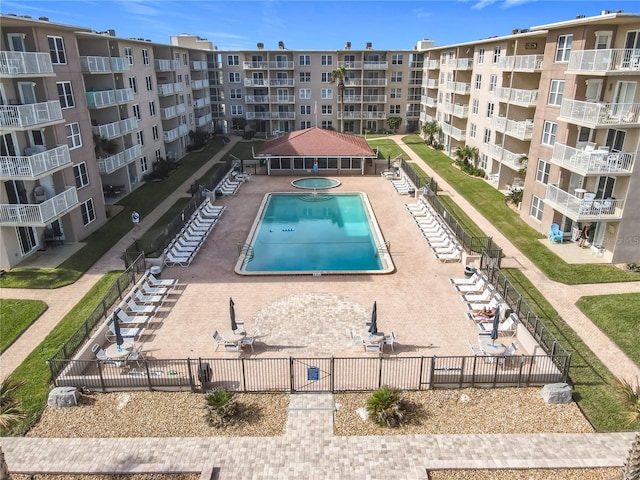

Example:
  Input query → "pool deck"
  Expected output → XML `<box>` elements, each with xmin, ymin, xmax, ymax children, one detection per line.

<box><xmin>148</xmin><ymin>175</ymin><xmax>478</xmax><ymax>360</ymax></box>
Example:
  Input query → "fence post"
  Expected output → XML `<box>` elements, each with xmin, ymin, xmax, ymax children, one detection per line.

<box><xmin>97</xmin><ymin>361</ymin><xmax>106</xmax><ymax>393</ymax></box>
<box><xmin>186</xmin><ymin>358</ymin><xmax>195</xmax><ymax>392</ymax></box>
<box><xmin>289</xmin><ymin>357</ymin><xmax>294</xmax><ymax>393</ymax></box>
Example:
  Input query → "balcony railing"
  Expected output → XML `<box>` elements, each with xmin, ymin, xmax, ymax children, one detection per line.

<box><xmin>155</xmin><ymin>59</ymin><xmax>180</xmax><ymax>71</ymax></box>
<box><xmin>0</xmin><ymin>51</ymin><xmax>54</xmax><ymax>76</ymax></box>
<box><xmin>420</xmin><ymin>112</ymin><xmax>434</xmax><ymax>123</ymax></box>
<box><xmin>409</xmin><ymin>61</ymin><xmax>424</xmax><ymax>69</ymax></box>
<box><xmin>86</xmin><ymin>89</ymin><xmax>134</xmax><ymax>108</ymax></box>
<box><xmin>269</xmin><ymin>79</ymin><xmax>294</xmax><ymax>87</ymax></box>
<box><xmin>158</xmin><ymin>83</ymin><xmax>175</xmax><ymax>96</ymax></box>
<box><xmin>97</xmin><ymin>144</ymin><xmax>142</xmax><ymax>174</ymax></box>
<box><xmin>161</xmin><ymin>105</ymin><xmax>178</xmax><ymax>120</ymax></box>
<box><xmin>163</xmin><ymin>125</ymin><xmax>189</xmax><ymax>143</ymax></box>
<box><xmin>345</xmin><ymin>78</ymin><xmax>387</xmax><ymax>87</ymax></box>
<box><xmin>243</xmin><ymin>61</ymin><xmax>294</xmax><ymax>69</ymax></box>
<box><xmin>493</xmin><ymin>87</ymin><xmax>538</xmax><ymax>107</ymax></box>
<box><xmin>448</xmin><ymin>58</ymin><xmax>473</xmax><ymax>70</ymax></box>
<box><xmin>176</xmin><ymin>103</ymin><xmax>186</xmax><ymax>115</ymax></box>
<box><xmin>191</xmin><ymin>79</ymin><xmax>209</xmax><ymax>90</ymax></box>
<box><xmin>80</xmin><ymin>56</ymin><xmax>130</xmax><ymax>73</ymax></box>
<box><xmin>444</xmin><ymin>103</ymin><xmax>469</xmax><ymax>118</ymax></box>
<box><xmin>425</xmin><ymin>79</ymin><xmax>437</xmax><ymax>89</ymax></box>
<box><xmin>487</xmin><ymin>143</ymin><xmax>526</xmax><ymax>169</ymax></box>
<box><xmin>245</xmin><ymin>112</ymin><xmax>296</xmax><ymax>120</ymax></box>
<box><xmin>0</xmin><ymin>186</ymin><xmax>78</xmax><ymax>226</ymax></box>
<box><xmin>445</xmin><ymin>81</ymin><xmax>471</xmax><ymax>94</ymax></box>
<box><xmin>196</xmin><ymin>113</ymin><xmax>212</xmax><ymax>127</ymax></box>
<box><xmin>0</xmin><ymin>145</ymin><xmax>71</xmax><ymax>180</ymax></box>
<box><xmin>551</xmin><ymin>143</ymin><xmax>635</xmax><ymax>175</ymax></box>
<box><xmin>545</xmin><ymin>184</ymin><xmax>624</xmax><ymax>220</ymax></box>
<box><xmin>190</xmin><ymin>60</ymin><xmax>207</xmax><ymax>70</ymax></box>
<box><xmin>427</xmin><ymin>59</ymin><xmax>440</xmax><ymax>69</ymax></box>
<box><xmin>193</xmin><ymin>97</ymin><xmax>211</xmax><ymax>108</ymax></box>
<box><xmin>92</xmin><ymin>117</ymin><xmax>138</xmax><ymax>140</ymax></box>
<box><xmin>567</xmin><ymin>48</ymin><xmax>640</xmax><ymax>74</ymax></box>
<box><xmin>362</xmin><ymin>95</ymin><xmax>387</xmax><ymax>103</ymax></box>
<box><xmin>363</xmin><ymin>61</ymin><xmax>388</xmax><ymax>69</ymax></box>
<box><xmin>491</xmin><ymin>116</ymin><xmax>534</xmax><ymax>140</ymax></box>
<box><xmin>0</xmin><ymin>101</ymin><xmax>63</xmax><ymax>129</ymax></box>
<box><xmin>559</xmin><ymin>99</ymin><xmax>640</xmax><ymax>127</ymax></box>
<box><xmin>337</xmin><ymin>111</ymin><xmax>386</xmax><ymax>120</ymax></box>
<box><xmin>425</xmin><ymin>96</ymin><xmax>437</xmax><ymax>108</ymax></box>
<box><xmin>497</xmin><ymin>55</ymin><xmax>543</xmax><ymax>71</ymax></box>
<box><xmin>441</xmin><ymin>123</ymin><xmax>465</xmax><ymax>141</ymax></box>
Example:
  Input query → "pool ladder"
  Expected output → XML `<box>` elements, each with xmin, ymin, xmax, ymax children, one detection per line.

<box><xmin>237</xmin><ymin>242</ymin><xmax>254</xmax><ymax>261</ymax></box>
<box><xmin>376</xmin><ymin>241</ymin><xmax>390</xmax><ymax>257</ymax></box>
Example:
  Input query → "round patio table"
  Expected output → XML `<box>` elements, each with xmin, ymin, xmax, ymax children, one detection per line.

<box><xmin>105</xmin><ymin>342</ymin><xmax>133</xmax><ymax>360</ymax></box>
<box><xmin>222</xmin><ymin>329</ymin><xmax>246</xmax><ymax>343</ymax></box>
<box><xmin>480</xmin><ymin>339</ymin><xmax>507</xmax><ymax>356</ymax></box>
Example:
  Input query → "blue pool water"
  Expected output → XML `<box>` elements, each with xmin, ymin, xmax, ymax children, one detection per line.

<box><xmin>291</xmin><ymin>177</ymin><xmax>341</xmax><ymax>189</ymax></box>
<box><xmin>237</xmin><ymin>193</ymin><xmax>392</xmax><ymax>274</ymax></box>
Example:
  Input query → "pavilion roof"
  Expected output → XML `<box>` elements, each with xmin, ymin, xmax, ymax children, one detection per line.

<box><xmin>256</xmin><ymin>127</ymin><xmax>376</xmax><ymax>157</ymax></box>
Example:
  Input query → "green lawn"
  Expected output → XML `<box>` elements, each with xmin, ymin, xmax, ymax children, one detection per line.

<box><xmin>368</xmin><ymin>138</ymin><xmax>406</xmax><ymax>160</ymax></box>
<box><xmin>577</xmin><ymin>293</ymin><xmax>640</xmax><ymax>368</ymax></box>
<box><xmin>137</xmin><ymin>197</ymin><xmax>192</xmax><ymax>256</ymax></box>
<box><xmin>402</xmin><ymin>134</ymin><xmax>640</xmax><ymax>285</ymax></box>
<box><xmin>5</xmin><ymin>272</ymin><xmax>121</xmax><ymax>436</ymax></box>
<box><xmin>0</xmin><ymin>299</ymin><xmax>47</xmax><ymax>354</ymax></box>
<box><xmin>504</xmin><ymin>269</ymin><xmax>638</xmax><ymax>432</ymax></box>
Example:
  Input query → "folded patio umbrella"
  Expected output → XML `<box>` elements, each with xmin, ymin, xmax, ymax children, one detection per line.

<box><xmin>230</xmin><ymin>297</ymin><xmax>237</xmax><ymax>331</ymax></box>
<box><xmin>490</xmin><ymin>305</ymin><xmax>501</xmax><ymax>344</ymax></box>
<box><xmin>113</xmin><ymin>313</ymin><xmax>124</xmax><ymax>350</ymax></box>
<box><xmin>368</xmin><ymin>301</ymin><xmax>378</xmax><ymax>335</ymax></box>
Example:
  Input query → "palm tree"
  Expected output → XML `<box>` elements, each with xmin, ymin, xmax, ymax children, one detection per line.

<box><xmin>518</xmin><ymin>154</ymin><xmax>528</xmax><ymax>179</ymax></box>
<box><xmin>454</xmin><ymin>145</ymin><xmax>479</xmax><ymax>166</ymax></box>
<box><xmin>0</xmin><ymin>376</ymin><xmax>26</xmax><ymax>433</ymax></box>
<box><xmin>331</xmin><ymin>65</ymin><xmax>347</xmax><ymax>133</ymax></box>
<box><xmin>421</xmin><ymin>121</ymin><xmax>441</xmax><ymax>146</ymax></box>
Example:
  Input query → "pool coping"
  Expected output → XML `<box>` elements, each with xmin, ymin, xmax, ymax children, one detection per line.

<box><xmin>291</xmin><ymin>177</ymin><xmax>342</xmax><ymax>189</ymax></box>
<box><xmin>234</xmin><ymin>191</ymin><xmax>395</xmax><ymax>276</ymax></box>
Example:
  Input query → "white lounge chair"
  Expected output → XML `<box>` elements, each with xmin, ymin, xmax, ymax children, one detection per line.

<box><xmin>462</xmin><ymin>286</ymin><xmax>495</xmax><ymax>303</ymax></box>
<box><xmin>449</xmin><ymin>271</ymin><xmax>483</xmax><ymax>285</ymax></box>
<box><xmin>435</xmin><ymin>248</ymin><xmax>462</xmax><ymax>262</ymax></box>
<box><xmin>106</xmin><ymin>318</ymin><xmax>145</xmax><ymax>342</ymax></box>
<box><xmin>140</xmin><ymin>280</ymin><xmax>171</xmax><ymax>296</ymax></box>
<box><xmin>133</xmin><ymin>287</ymin><xmax>165</xmax><ymax>306</ymax></box>
<box><xmin>116</xmin><ymin>307</ymin><xmax>152</xmax><ymax>325</ymax></box>
<box><xmin>164</xmin><ymin>250</ymin><xmax>193</xmax><ymax>267</ymax></box>
<box><xmin>454</xmin><ymin>277</ymin><xmax>488</xmax><ymax>293</ymax></box>
<box><xmin>477</xmin><ymin>315</ymin><xmax>518</xmax><ymax>337</ymax></box>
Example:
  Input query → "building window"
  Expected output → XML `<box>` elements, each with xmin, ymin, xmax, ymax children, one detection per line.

<box><xmin>187</xmin><ymin>93</ymin><xmax>192</xmax><ymax>106</ymax></box>
<box><xmin>391</xmin><ymin>54</ymin><xmax>403</xmax><ymax>65</ymax></box>
<box><xmin>439</xmin><ymin>72</ymin><xmax>444</xmax><ymax>85</ymax></box>
<box><xmin>155</xmin><ymin>149</ymin><xmax>161</xmax><ymax>160</ymax></box>
<box><xmin>477</xmin><ymin>48</ymin><xmax>485</xmax><ymax>64</ymax></box>
<box><xmin>140</xmin><ymin>155</ymin><xmax>148</xmax><ymax>172</ymax></box>
<box><xmin>486</xmin><ymin>102</ymin><xmax>494</xmax><ymax>118</ymax></box>
<box><xmin>301</xmin><ymin>105</ymin><xmax>311</xmax><ymax>115</ymax></box>
<box><xmin>390</xmin><ymin>88</ymin><xmax>401</xmax><ymax>99</ymax></box>
<box><xmin>152</xmin><ymin>125</ymin><xmax>159</xmax><ymax>140</ymax></box>
<box><xmin>188</xmin><ymin>113</ymin><xmax>193</xmax><ymax>125</ymax></box>
<box><xmin>391</xmin><ymin>72</ymin><xmax>402</xmax><ymax>82</ymax></box>
<box><xmin>56</xmin><ymin>81</ymin><xmax>74</xmax><ymax>109</ymax></box>
<box><xmin>492</xmin><ymin>45</ymin><xmax>501</xmax><ymax>64</ymax></box>
<box><xmin>474</xmin><ymin>74</ymin><xmax>482</xmax><ymax>90</ymax></box>
<box><xmin>321</xmin><ymin>105</ymin><xmax>332</xmax><ymax>115</ymax></box>
<box><xmin>149</xmin><ymin>101</ymin><xmax>156</xmax><ymax>116</ymax></box>
<box><xmin>301</xmin><ymin>121</ymin><xmax>311</xmax><ymax>129</ymax></box>
<box><xmin>299</xmin><ymin>88</ymin><xmax>311</xmax><ymax>99</ymax></box>
<box><xmin>137</xmin><ymin>131</ymin><xmax>144</xmax><ymax>146</ymax></box>
<box><xmin>480</xmin><ymin>153</ymin><xmax>488</xmax><ymax>170</ymax></box>
<box><xmin>229</xmin><ymin>72</ymin><xmax>240</xmax><ymax>83</ymax></box>
<box><xmin>321</xmin><ymin>55</ymin><xmax>333</xmax><ymax>66</ymax></box>
<box><xmin>321</xmin><ymin>72</ymin><xmax>331</xmax><ymax>83</ymax></box>
<box><xmin>299</xmin><ymin>72</ymin><xmax>311</xmax><ymax>83</ymax></box>
<box><xmin>124</xmin><ymin>47</ymin><xmax>133</xmax><ymax>65</ymax></box>
<box><xmin>542</xmin><ymin>121</ymin><xmax>557</xmax><ymax>146</ymax></box>
<box><xmin>321</xmin><ymin>88</ymin><xmax>332</xmax><ymax>99</ymax></box>
<box><xmin>133</xmin><ymin>104</ymin><xmax>141</xmax><ymax>120</ymax></box>
<box><xmin>228</xmin><ymin>88</ymin><xmax>240</xmax><ymax>99</ymax></box>
<box><xmin>299</xmin><ymin>55</ymin><xmax>310</xmax><ymax>66</ymax></box>
<box><xmin>231</xmin><ymin>105</ymin><xmax>243</xmax><ymax>115</ymax></box>
<box><xmin>128</xmin><ymin>76</ymin><xmax>138</xmax><ymax>94</ymax></box>
<box><xmin>183</xmin><ymin>53</ymin><xmax>188</xmax><ymax>65</ymax></box>
<box><xmin>548</xmin><ymin>79</ymin><xmax>565</xmax><ymax>106</ymax></box>
<box><xmin>489</xmin><ymin>74</ymin><xmax>497</xmax><ymax>92</ymax></box>
<box><xmin>390</xmin><ymin>105</ymin><xmax>400</xmax><ymax>114</ymax></box>
<box><xmin>471</xmin><ymin>99</ymin><xmax>479</xmax><ymax>115</ymax></box>
<box><xmin>142</xmin><ymin>48</ymin><xmax>149</xmax><ymax>65</ymax></box>
<box><xmin>555</xmin><ymin>34</ymin><xmax>573</xmax><ymax>62</ymax></box>
<box><xmin>73</xmin><ymin>162</ymin><xmax>89</xmax><ymax>189</ymax></box>
<box><xmin>227</xmin><ymin>55</ymin><xmax>239</xmax><ymax>66</ymax></box>
<box><xmin>80</xmin><ymin>199</ymin><xmax>96</xmax><ymax>226</ymax></box>
<box><xmin>65</xmin><ymin>122</ymin><xmax>82</xmax><ymax>149</ymax></box>
<box><xmin>535</xmin><ymin>159</ymin><xmax>550</xmax><ymax>184</ymax></box>
<box><xmin>530</xmin><ymin>195</ymin><xmax>544</xmax><ymax>221</ymax></box>
<box><xmin>321</xmin><ymin>120</ymin><xmax>333</xmax><ymax>129</ymax></box>
<box><xmin>47</xmin><ymin>36</ymin><xmax>66</xmax><ymax>64</ymax></box>
<box><xmin>470</xmin><ymin>123</ymin><xmax>477</xmax><ymax>138</ymax></box>
<box><xmin>185</xmin><ymin>74</ymin><xmax>189</xmax><ymax>84</ymax></box>
<box><xmin>145</xmin><ymin>75</ymin><xmax>153</xmax><ymax>91</ymax></box>
<box><xmin>483</xmin><ymin>128</ymin><xmax>491</xmax><ymax>144</ymax></box>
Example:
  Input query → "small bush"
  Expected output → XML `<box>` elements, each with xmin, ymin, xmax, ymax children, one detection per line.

<box><xmin>626</xmin><ymin>263</ymin><xmax>640</xmax><ymax>273</ymax></box>
<box><xmin>204</xmin><ymin>388</ymin><xmax>239</xmax><ymax>428</ymax></box>
<box><xmin>506</xmin><ymin>189</ymin><xmax>523</xmax><ymax>206</ymax></box>
<box><xmin>366</xmin><ymin>386</ymin><xmax>406</xmax><ymax>428</ymax></box>
<box><xmin>616</xmin><ymin>377</ymin><xmax>640</xmax><ymax>424</ymax></box>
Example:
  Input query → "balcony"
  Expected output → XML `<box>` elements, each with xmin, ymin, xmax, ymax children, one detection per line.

<box><xmin>490</xmin><ymin>116</ymin><xmax>533</xmax><ymax>140</ymax></box>
<box><xmin>0</xmin><ymin>145</ymin><xmax>71</xmax><ymax>180</ymax></box>
<box><xmin>196</xmin><ymin>113</ymin><xmax>212</xmax><ymax>127</ymax></box>
<box><xmin>497</xmin><ymin>55</ymin><xmax>543</xmax><ymax>71</ymax></box>
<box><xmin>80</xmin><ymin>56</ymin><xmax>130</xmax><ymax>73</ymax></box>
<box><xmin>551</xmin><ymin>143</ymin><xmax>635</xmax><ymax>175</ymax></box>
<box><xmin>567</xmin><ymin>48</ymin><xmax>640</xmax><ymax>75</ymax></box>
<box><xmin>161</xmin><ymin>105</ymin><xmax>178</xmax><ymax>120</ymax></box>
<box><xmin>155</xmin><ymin>59</ymin><xmax>180</xmax><ymax>71</ymax></box>
<box><xmin>340</xmin><ymin>95</ymin><xmax>361</xmax><ymax>103</ymax></box>
<box><xmin>441</xmin><ymin>123</ymin><xmax>465</xmax><ymax>141</ymax></box>
<box><xmin>245</xmin><ymin>112</ymin><xmax>296</xmax><ymax>120</ymax></box>
<box><xmin>559</xmin><ymin>100</ymin><xmax>640</xmax><ymax>128</ymax></box>
<box><xmin>425</xmin><ymin>79</ymin><xmax>437</xmax><ymax>89</ymax></box>
<box><xmin>91</xmin><ymin>117</ymin><xmax>138</xmax><ymax>140</ymax></box>
<box><xmin>448</xmin><ymin>58</ymin><xmax>473</xmax><ymax>70</ymax></box>
<box><xmin>337</xmin><ymin>111</ymin><xmax>386</xmax><ymax>120</ymax></box>
<box><xmin>97</xmin><ymin>144</ymin><xmax>142</xmax><ymax>174</ymax></box>
<box><xmin>345</xmin><ymin>78</ymin><xmax>387</xmax><ymax>87</ymax></box>
<box><xmin>242</xmin><ymin>61</ymin><xmax>294</xmax><ymax>69</ymax></box>
<box><xmin>163</xmin><ymin>125</ymin><xmax>189</xmax><ymax>143</ymax></box>
<box><xmin>0</xmin><ymin>101</ymin><xmax>63</xmax><ymax>129</ymax></box>
<box><xmin>86</xmin><ymin>89</ymin><xmax>134</xmax><ymax>108</ymax></box>
<box><xmin>191</xmin><ymin>79</ymin><xmax>209</xmax><ymax>90</ymax></box>
<box><xmin>363</xmin><ymin>61</ymin><xmax>388</xmax><ymax>69</ymax></box>
<box><xmin>487</xmin><ymin>143</ymin><xmax>526</xmax><ymax>170</ymax></box>
<box><xmin>176</xmin><ymin>103</ymin><xmax>186</xmax><ymax>115</ymax></box>
<box><xmin>444</xmin><ymin>103</ymin><xmax>469</xmax><ymax>118</ymax></box>
<box><xmin>424</xmin><ymin>96</ymin><xmax>437</xmax><ymax>108</ymax></box>
<box><xmin>445</xmin><ymin>81</ymin><xmax>471</xmax><ymax>95</ymax></box>
<box><xmin>493</xmin><ymin>87</ymin><xmax>538</xmax><ymax>107</ymax></box>
<box><xmin>362</xmin><ymin>95</ymin><xmax>387</xmax><ymax>103</ymax></box>
<box><xmin>427</xmin><ymin>59</ymin><xmax>440</xmax><ymax>69</ymax></box>
<box><xmin>0</xmin><ymin>186</ymin><xmax>79</xmax><ymax>227</ymax></box>
<box><xmin>419</xmin><ymin>112</ymin><xmax>434</xmax><ymax>123</ymax></box>
<box><xmin>545</xmin><ymin>184</ymin><xmax>624</xmax><ymax>220</ymax></box>
<box><xmin>190</xmin><ymin>60</ymin><xmax>207</xmax><ymax>70</ymax></box>
<box><xmin>194</xmin><ymin>97</ymin><xmax>211</xmax><ymax>108</ymax></box>
<box><xmin>338</xmin><ymin>61</ymin><xmax>362</xmax><ymax>69</ymax></box>
<box><xmin>0</xmin><ymin>51</ymin><xmax>54</xmax><ymax>76</ymax></box>
<box><xmin>158</xmin><ymin>83</ymin><xmax>175</xmax><ymax>96</ymax></box>
<box><xmin>410</xmin><ymin>61</ymin><xmax>424</xmax><ymax>69</ymax></box>
<box><xmin>269</xmin><ymin>78</ymin><xmax>294</xmax><ymax>87</ymax></box>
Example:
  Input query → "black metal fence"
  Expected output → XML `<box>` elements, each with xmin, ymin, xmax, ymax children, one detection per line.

<box><xmin>50</xmin><ymin>353</ymin><xmax>569</xmax><ymax>393</ymax></box>
<box><xmin>400</xmin><ymin>158</ymin><xmax>436</xmax><ymax>191</ymax></box>
<box><xmin>47</xmin><ymin>254</ymin><xmax>147</xmax><ymax>380</ymax></box>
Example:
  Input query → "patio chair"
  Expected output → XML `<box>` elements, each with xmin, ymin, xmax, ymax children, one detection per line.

<box><xmin>467</xmin><ymin>340</ymin><xmax>485</xmax><ymax>356</ymax></box>
<box><xmin>140</xmin><ymin>280</ymin><xmax>171</xmax><ymax>296</ymax></box>
<box><xmin>92</xmin><ymin>343</ymin><xmax>111</xmax><ymax>362</ymax></box>
<box><xmin>383</xmin><ymin>331</ymin><xmax>397</xmax><ymax>352</ymax></box>
<box><xmin>454</xmin><ymin>277</ymin><xmax>488</xmax><ymax>293</ymax></box>
<box><xmin>105</xmin><ymin>318</ymin><xmax>145</xmax><ymax>342</ymax></box>
<box><xmin>127</xmin><ymin>345</ymin><xmax>146</xmax><ymax>367</ymax></box>
<box><xmin>462</xmin><ymin>286</ymin><xmax>495</xmax><ymax>303</ymax></box>
<box><xmin>212</xmin><ymin>329</ymin><xmax>225</xmax><ymax>351</ymax></box>
<box><xmin>477</xmin><ymin>315</ymin><xmax>517</xmax><ymax>337</ymax></box>
<box><xmin>242</xmin><ymin>331</ymin><xmax>257</xmax><ymax>352</ymax></box>
<box><xmin>164</xmin><ymin>250</ymin><xmax>193</xmax><ymax>267</ymax></box>
<box><xmin>116</xmin><ymin>307</ymin><xmax>152</xmax><ymax>325</ymax></box>
<box><xmin>435</xmin><ymin>248</ymin><xmax>462</xmax><ymax>263</ymax></box>
<box><xmin>347</xmin><ymin>329</ymin><xmax>364</xmax><ymax>346</ymax></box>
<box><xmin>450</xmin><ymin>271</ymin><xmax>482</xmax><ymax>285</ymax></box>
<box><xmin>364</xmin><ymin>342</ymin><xmax>381</xmax><ymax>354</ymax></box>
<box><xmin>549</xmin><ymin>223</ymin><xmax>563</xmax><ymax>244</ymax></box>
<box><xmin>146</xmin><ymin>272</ymin><xmax>178</xmax><ymax>289</ymax></box>
<box><xmin>133</xmin><ymin>287</ymin><xmax>165</xmax><ymax>306</ymax></box>
<box><xmin>124</xmin><ymin>296</ymin><xmax>158</xmax><ymax>315</ymax></box>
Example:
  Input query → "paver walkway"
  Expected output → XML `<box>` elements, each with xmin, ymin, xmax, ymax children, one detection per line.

<box><xmin>1</xmin><ymin>393</ymin><xmax>635</xmax><ymax>478</ymax></box>
<box><xmin>391</xmin><ymin>136</ymin><xmax>640</xmax><ymax>383</ymax></box>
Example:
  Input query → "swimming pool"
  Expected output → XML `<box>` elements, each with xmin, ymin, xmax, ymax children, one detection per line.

<box><xmin>291</xmin><ymin>177</ymin><xmax>341</xmax><ymax>189</ymax></box>
<box><xmin>235</xmin><ymin>192</ymin><xmax>394</xmax><ymax>275</ymax></box>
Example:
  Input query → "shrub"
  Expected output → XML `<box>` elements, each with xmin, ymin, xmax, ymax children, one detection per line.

<box><xmin>626</xmin><ymin>263</ymin><xmax>640</xmax><ymax>273</ymax></box>
<box><xmin>0</xmin><ymin>376</ymin><xmax>26</xmax><ymax>433</ymax></box>
<box><xmin>204</xmin><ymin>388</ymin><xmax>239</xmax><ymax>428</ymax></box>
<box><xmin>616</xmin><ymin>377</ymin><xmax>640</xmax><ymax>424</ymax></box>
<box><xmin>366</xmin><ymin>386</ymin><xmax>406</xmax><ymax>428</ymax></box>
<box><xmin>506</xmin><ymin>189</ymin><xmax>523</xmax><ymax>206</ymax></box>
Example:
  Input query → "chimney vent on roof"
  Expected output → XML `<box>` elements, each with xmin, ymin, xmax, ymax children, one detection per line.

<box><xmin>107</xmin><ymin>29</ymin><xmax>116</xmax><ymax>36</ymax></box>
<box><xmin>278</xmin><ymin>40</ymin><xmax>284</xmax><ymax>50</ymax></box>
<box><xmin>600</xmin><ymin>10</ymin><xmax>611</xmax><ymax>15</ymax></box>
<box><xmin>576</xmin><ymin>14</ymin><xmax>585</xmax><ymax>19</ymax></box>
<box><xmin>511</xmin><ymin>28</ymin><xmax>519</xmax><ymax>35</ymax></box>
<box><xmin>257</xmin><ymin>42</ymin><xmax>264</xmax><ymax>50</ymax></box>
<box><xmin>366</xmin><ymin>42</ymin><xmax>372</xmax><ymax>50</ymax></box>
<box><xmin>39</xmin><ymin>16</ymin><xmax>49</xmax><ymax>21</ymax></box>
<box><xmin>20</xmin><ymin>15</ymin><xmax>32</xmax><ymax>19</ymax></box>
<box><xmin>519</xmin><ymin>28</ymin><xmax>529</xmax><ymax>33</ymax></box>
<box><xmin>345</xmin><ymin>41</ymin><xmax>351</xmax><ymax>50</ymax></box>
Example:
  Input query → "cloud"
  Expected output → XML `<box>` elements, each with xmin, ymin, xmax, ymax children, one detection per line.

<box><xmin>116</xmin><ymin>0</ymin><xmax>162</xmax><ymax>17</ymax></box>
<box><xmin>472</xmin><ymin>0</ymin><xmax>499</xmax><ymax>9</ymax></box>
<box><xmin>412</xmin><ymin>8</ymin><xmax>432</xmax><ymax>18</ymax></box>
